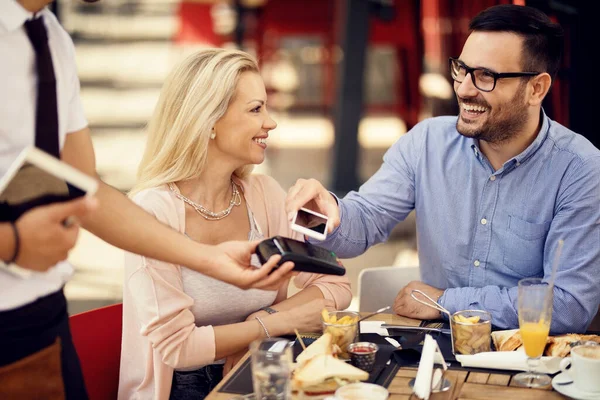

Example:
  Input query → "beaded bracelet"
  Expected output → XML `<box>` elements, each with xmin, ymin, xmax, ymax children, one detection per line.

<box><xmin>255</xmin><ymin>316</ymin><xmax>270</xmax><ymax>338</ymax></box>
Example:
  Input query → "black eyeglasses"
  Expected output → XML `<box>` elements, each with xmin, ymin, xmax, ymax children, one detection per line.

<box><xmin>449</xmin><ymin>57</ymin><xmax>540</xmax><ymax>92</ymax></box>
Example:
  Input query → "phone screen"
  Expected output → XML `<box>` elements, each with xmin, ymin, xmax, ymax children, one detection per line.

<box><xmin>295</xmin><ymin>208</ymin><xmax>327</xmax><ymax>235</ymax></box>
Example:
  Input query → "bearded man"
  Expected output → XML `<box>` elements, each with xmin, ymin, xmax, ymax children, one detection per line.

<box><xmin>285</xmin><ymin>4</ymin><xmax>600</xmax><ymax>334</ymax></box>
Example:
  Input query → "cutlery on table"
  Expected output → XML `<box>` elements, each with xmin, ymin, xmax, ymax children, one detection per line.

<box><xmin>381</xmin><ymin>324</ymin><xmax>451</xmax><ymax>335</ymax></box>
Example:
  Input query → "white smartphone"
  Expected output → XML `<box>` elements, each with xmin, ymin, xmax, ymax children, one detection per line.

<box><xmin>290</xmin><ymin>207</ymin><xmax>329</xmax><ymax>241</ymax></box>
<box><xmin>0</xmin><ymin>146</ymin><xmax>99</xmax><ymax>277</ymax></box>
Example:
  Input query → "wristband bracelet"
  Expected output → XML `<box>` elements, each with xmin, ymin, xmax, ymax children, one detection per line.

<box><xmin>5</xmin><ymin>222</ymin><xmax>20</xmax><ymax>264</ymax></box>
<box><xmin>255</xmin><ymin>316</ymin><xmax>270</xmax><ymax>338</ymax></box>
<box><xmin>260</xmin><ymin>306</ymin><xmax>278</xmax><ymax>315</ymax></box>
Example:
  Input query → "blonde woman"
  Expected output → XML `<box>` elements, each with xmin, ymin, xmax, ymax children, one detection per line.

<box><xmin>118</xmin><ymin>49</ymin><xmax>352</xmax><ymax>400</ymax></box>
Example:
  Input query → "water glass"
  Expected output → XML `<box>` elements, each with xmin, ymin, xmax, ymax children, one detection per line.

<box><xmin>251</xmin><ymin>338</ymin><xmax>293</xmax><ymax>400</ymax></box>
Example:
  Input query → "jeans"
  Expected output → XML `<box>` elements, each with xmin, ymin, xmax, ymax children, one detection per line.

<box><xmin>170</xmin><ymin>364</ymin><xmax>224</xmax><ymax>400</ymax></box>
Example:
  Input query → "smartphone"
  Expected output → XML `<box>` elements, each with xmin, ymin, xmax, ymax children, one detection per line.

<box><xmin>291</xmin><ymin>207</ymin><xmax>329</xmax><ymax>241</ymax></box>
<box><xmin>256</xmin><ymin>236</ymin><xmax>346</xmax><ymax>276</ymax></box>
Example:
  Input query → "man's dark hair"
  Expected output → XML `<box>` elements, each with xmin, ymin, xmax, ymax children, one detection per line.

<box><xmin>469</xmin><ymin>4</ymin><xmax>564</xmax><ymax>81</ymax></box>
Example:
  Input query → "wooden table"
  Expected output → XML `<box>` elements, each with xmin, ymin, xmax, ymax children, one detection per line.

<box><xmin>206</xmin><ymin>314</ymin><xmax>567</xmax><ymax>400</ymax></box>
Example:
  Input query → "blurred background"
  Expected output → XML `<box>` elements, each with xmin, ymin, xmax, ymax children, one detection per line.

<box><xmin>56</xmin><ymin>0</ymin><xmax>597</xmax><ymax>314</ymax></box>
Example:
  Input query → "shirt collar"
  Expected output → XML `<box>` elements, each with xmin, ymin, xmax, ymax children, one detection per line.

<box><xmin>469</xmin><ymin>109</ymin><xmax>550</xmax><ymax>168</ymax></box>
<box><xmin>509</xmin><ymin>109</ymin><xmax>550</xmax><ymax>167</ymax></box>
<box><xmin>0</xmin><ymin>1</ymin><xmax>37</xmax><ymax>35</ymax></box>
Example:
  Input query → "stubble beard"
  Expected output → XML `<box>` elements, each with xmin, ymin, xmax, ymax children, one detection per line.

<box><xmin>456</xmin><ymin>83</ymin><xmax>529</xmax><ymax>145</ymax></box>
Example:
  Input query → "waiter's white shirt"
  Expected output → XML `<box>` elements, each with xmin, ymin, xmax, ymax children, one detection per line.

<box><xmin>0</xmin><ymin>1</ymin><xmax>88</xmax><ymax>311</ymax></box>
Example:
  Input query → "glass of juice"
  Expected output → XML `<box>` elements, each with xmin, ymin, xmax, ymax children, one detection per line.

<box><xmin>512</xmin><ymin>277</ymin><xmax>553</xmax><ymax>388</ymax></box>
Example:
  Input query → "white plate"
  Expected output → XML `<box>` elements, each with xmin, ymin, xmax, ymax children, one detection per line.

<box><xmin>552</xmin><ymin>371</ymin><xmax>600</xmax><ymax>400</ymax></box>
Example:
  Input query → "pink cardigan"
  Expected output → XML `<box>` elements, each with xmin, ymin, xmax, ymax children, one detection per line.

<box><xmin>118</xmin><ymin>174</ymin><xmax>352</xmax><ymax>400</ymax></box>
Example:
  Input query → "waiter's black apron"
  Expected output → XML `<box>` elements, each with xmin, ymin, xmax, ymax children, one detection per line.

<box><xmin>0</xmin><ymin>288</ymin><xmax>88</xmax><ymax>399</ymax></box>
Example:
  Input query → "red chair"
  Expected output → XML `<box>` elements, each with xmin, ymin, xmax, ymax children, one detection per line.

<box><xmin>69</xmin><ymin>303</ymin><xmax>123</xmax><ymax>400</ymax></box>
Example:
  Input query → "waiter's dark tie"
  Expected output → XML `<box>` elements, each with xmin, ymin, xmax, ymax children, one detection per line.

<box><xmin>24</xmin><ymin>15</ymin><xmax>60</xmax><ymax>158</ymax></box>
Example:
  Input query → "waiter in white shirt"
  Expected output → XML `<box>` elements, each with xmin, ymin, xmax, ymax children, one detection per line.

<box><xmin>0</xmin><ymin>1</ymin><xmax>294</xmax><ymax>398</ymax></box>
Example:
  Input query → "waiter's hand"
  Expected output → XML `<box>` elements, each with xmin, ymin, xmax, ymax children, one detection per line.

<box><xmin>210</xmin><ymin>241</ymin><xmax>295</xmax><ymax>291</ymax></box>
<box><xmin>393</xmin><ymin>281</ymin><xmax>445</xmax><ymax>320</ymax></box>
<box><xmin>14</xmin><ymin>197</ymin><xmax>97</xmax><ymax>271</ymax></box>
<box><xmin>285</xmin><ymin>178</ymin><xmax>340</xmax><ymax>233</ymax></box>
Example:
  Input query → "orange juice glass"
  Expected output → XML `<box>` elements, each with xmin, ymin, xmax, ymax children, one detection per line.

<box><xmin>520</xmin><ymin>320</ymin><xmax>550</xmax><ymax>358</ymax></box>
<box><xmin>513</xmin><ymin>278</ymin><xmax>553</xmax><ymax>388</ymax></box>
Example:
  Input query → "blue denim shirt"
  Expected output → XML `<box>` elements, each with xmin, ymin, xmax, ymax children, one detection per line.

<box><xmin>318</xmin><ymin>113</ymin><xmax>600</xmax><ymax>333</ymax></box>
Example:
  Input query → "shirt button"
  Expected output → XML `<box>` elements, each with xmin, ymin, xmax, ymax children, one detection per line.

<box><xmin>489</xmin><ymin>176</ymin><xmax>496</xmax><ymax>181</ymax></box>
<box><xmin>481</xmin><ymin>218</ymin><xmax>487</xmax><ymax>225</ymax></box>
<box><xmin>474</xmin><ymin>260</ymin><xmax>481</xmax><ymax>267</ymax></box>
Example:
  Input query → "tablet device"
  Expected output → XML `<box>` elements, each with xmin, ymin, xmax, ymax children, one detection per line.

<box><xmin>256</xmin><ymin>236</ymin><xmax>346</xmax><ymax>276</ymax></box>
<box><xmin>0</xmin><ymin>146</ymin><xmax>98</xmax><ymax>276</ymax></box>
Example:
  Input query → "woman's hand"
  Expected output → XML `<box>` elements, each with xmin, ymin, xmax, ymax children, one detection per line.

<box><xmin>278</xmin><ymin>298</ymin><xmax>328</xmax><ymax>334</ymax></box>
<box><xmin>223</xmin><ymin>348</ymin><xmax>248</xmax><ymax>376</ymax></box>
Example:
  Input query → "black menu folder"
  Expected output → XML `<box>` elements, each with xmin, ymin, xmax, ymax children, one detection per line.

<box><xmin>0</xmin><ymin>147</ymin><xmax>98</xmax><ymax>275</ymax></box>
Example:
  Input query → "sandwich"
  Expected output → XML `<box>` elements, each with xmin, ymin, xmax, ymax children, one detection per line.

<box><xmin>296</xmin><ymin>332</ymin><xmax>333</xmax><ymax>365</ymax></box>
<box><xmin>545</xmin><ymin>334</ymin><xmax>600</xmax><ymax>357</ymax></box>
<box><xmin>491</xmin><ymin>329</ymin><xmax>600</xmax><ymax>357</ymax></box>
<box><xmin>292</xmin><ymin>353</ymin><xmax>369</xmax><ymax>395</ymax></box>
<box><xmin>491</xmin><ymin>329</ymin><xmax>522</xmax><ymax>352</ymax></box>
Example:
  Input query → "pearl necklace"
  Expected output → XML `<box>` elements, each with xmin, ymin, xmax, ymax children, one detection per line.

<box><xmin>168</xmin><ymin>181</ymin><xmax>241</xmax><ymax>221</ymax></box>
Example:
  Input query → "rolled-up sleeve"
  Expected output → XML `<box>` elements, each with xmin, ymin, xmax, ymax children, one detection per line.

<box><xmin>440</xmin><ymin>156</ymin><xmax>600</xmax><ymax>333</ymax></box>
<box><xmin>292</xmin><ymin>272</ymin><xmax>352</xmax><ymax>310</ymax></box>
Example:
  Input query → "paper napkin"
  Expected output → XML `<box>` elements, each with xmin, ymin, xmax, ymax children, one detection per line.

<box><xmin>413</xmin><ymin>334</ymin><xmax>448</xmax><ymax>400</ymax></box>
<box><xmin>359</xmin><ymin>321</ymin><xmax>389</xmax><ymax>336</ymax></box>
<box><xmin>455</xmin><ymin>349</ymin><xmax>561</xmax><ymax>374</ymax></box>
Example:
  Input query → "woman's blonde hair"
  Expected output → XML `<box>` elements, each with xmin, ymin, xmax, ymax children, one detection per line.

<box><xmin>130</xmin><ymin>48</ymin><xmax>259</xmax><ymax>196</ymax></box>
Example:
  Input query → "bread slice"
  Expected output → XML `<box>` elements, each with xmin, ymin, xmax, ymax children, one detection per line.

<box><xmin>544</xmin><ymin>334</ymin><xmax>600</xmax><ymax>357</ymax></box>
<box><xmin>296</xmin><ymin>332</ymin><xmax>333</xmax><ymax>365</ymax></box>
<box><xmin>491</xmin><ymin>329</ymin><xmax>522</xmax><ymax>351</ymax></box>
<box><xmin>292</xmin><ymin>354</ymin><xmax>368</xmax><ymax>391</ymax></box>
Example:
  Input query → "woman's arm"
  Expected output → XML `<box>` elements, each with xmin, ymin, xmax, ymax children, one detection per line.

<box><xmin>213</xmin><ymin>297</ymin><xmax>324</xmax><ymax>358</ymax></box>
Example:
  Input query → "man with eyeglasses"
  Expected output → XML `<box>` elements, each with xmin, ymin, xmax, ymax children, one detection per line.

<box><xmin>285</xmin><ymin>4</ymin><xmax>600</xmax><ymax>334</ymax></box>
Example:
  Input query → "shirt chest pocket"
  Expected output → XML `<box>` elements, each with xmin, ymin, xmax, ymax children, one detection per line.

<box><xmin>501</xmin><ymin>215</ymin><xmax>551</xmax><ymax>277</ymax></box>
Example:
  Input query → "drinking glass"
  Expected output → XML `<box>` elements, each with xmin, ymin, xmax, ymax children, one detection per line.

<box><xmin>512</xmin><ymin>278</ymin><xmax>552</xmax><ymax>388</ymax></box>
<box><xmin>251</xmin><ymin>338</ymin><xmax>293</xmax><ymax>400</ymax></box>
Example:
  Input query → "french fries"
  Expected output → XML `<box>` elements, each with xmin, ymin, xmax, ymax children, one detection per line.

<box><xmin>451</xmin><ymin>311</ymin><xmax>491</xmax><ymax>355</ymax></box>
<box><xmin>321</xmin><ymin>309</ymin><xmax>359</xmax><ymax>359</ymax></box>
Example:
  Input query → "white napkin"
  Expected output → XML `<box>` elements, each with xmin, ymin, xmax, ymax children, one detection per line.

<box><xmin>413</xmin><ymin>335</ymin><xmax>448</xmax><ymax>400</ymax></box>
<box><xmin>359</xmin><ymin>321</ymin><xmax>389</xmax><ymax>336</ymax></box>
<box><xmin>455</xmin><ymin>348</ymin><xmax>561</xmax><ymax>374</ymax></box>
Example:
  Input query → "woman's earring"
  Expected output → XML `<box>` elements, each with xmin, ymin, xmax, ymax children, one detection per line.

<box><xmin>210</xmin><ymin>129</ymin><xmax>216</xmax><ymax>140</ymax></box>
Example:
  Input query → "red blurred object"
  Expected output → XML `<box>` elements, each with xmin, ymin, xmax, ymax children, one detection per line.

<box><xmin>176</xmin><ymin>2</ymin><xmax>223</xmax><ymax>45</ymax></box>
<box><xmin>69</xmin><ymin>303</ymin><xmax>123</xmax><ymax>400</ymax></box>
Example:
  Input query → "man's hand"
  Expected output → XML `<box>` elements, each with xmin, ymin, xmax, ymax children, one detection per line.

<box><xmin>14</xmin><ymin>197</ymin><xmax>98</xmax><ymax>271</ymax></box>
<box><xmin>285</xmin><ymin>178</ymin><xmax>340</xmax><ymax>233</ymax></box>
<box><xmin>211</xmin><ymin>241</ymin><xmax>295</xmax><ymax>290</ymax></box>
<box><xmin>393</xmin><ymin>281</ymin><xmax>445</xmax><ymax>320</ymax></box>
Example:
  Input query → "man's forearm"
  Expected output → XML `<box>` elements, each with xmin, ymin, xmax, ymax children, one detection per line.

<box><xmin>440</xmin><ymin>285</ymin><xmax>591</xmax><ymax>333</ymax></box>
<box><xmin>81</xmin><ymin>181</ymin><xmax>214</xmax><ymax>272</ymax></box>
